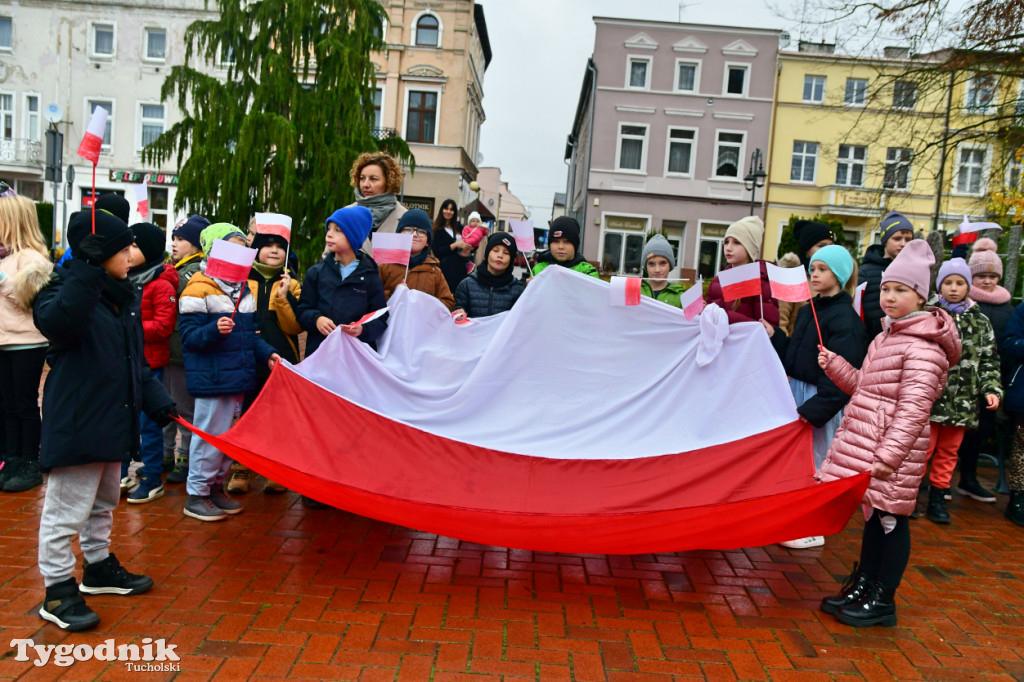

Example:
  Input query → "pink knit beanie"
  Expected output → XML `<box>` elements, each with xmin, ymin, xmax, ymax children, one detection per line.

<box><xmin>881</xmin><ymin>239</ymin><xmax>934</xmax><ymax>298</ymax></box>
<box><xmin>969</xmin><ymin>237</ymin><xmax>1003</xmax><ymax>278</ymax></box>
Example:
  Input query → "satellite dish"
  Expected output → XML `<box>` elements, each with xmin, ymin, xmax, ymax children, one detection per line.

<box><xmin>44</xmin><ymin>103</ymin><xmax>64</xmax><ymax>124</ymax></box>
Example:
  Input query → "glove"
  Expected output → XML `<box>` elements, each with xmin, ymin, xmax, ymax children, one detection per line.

<box><xmin>152</xmin><ymin>403</ymin><xmax>180</xmax><ymax>428</ymax></box>
<box><xmin>76</xmin><ymin>233</ymin><xmax>108</xmax><ymax>266</ymax></box>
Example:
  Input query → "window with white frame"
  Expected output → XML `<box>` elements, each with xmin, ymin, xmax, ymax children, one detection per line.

<box><xmin>373</xmin><ymin>87</ymin><xmax>383</xmax><ymax>129</ymax></box>
<box><xmin>835</xmin><ymin>144</ymin><xmax>867</xmax><ymax>186</ymax></box>
<box><xmin>602</xmin><ymin>218</ymin><xmax>648</xmax><ymax>274</ymax></box>
<box><xmin>892</xmin><ymin>80</ymin><xmax>916</xmax><ymax>109</ymax></box>
<box><xmin>803</xmin><ymin>75</ymin><xmax>825</xmax><ymax>103</ymax></box>
<box><xmin>144</xmin><ymin>28</ymin><xmax>166</xmax><ymax>61</ymax></box>
<box><xmin>676</xmin><ymin>60</ymin><xmax>699</xmax><ymax>92</ymax></box>
<box><xmin>965</xmin><ymin>74</ymin><xmax>997</xmax><ymax>112</ymax></box>
<box><xmin>956</xmin><ymin>146</ymin><xmax>987</xmax><ymax>194</ymax></box>
<box><xmin>724</xmin><ymin>64</ymin><xmax>748</xmax><ymax>96</ymax></box>
<box><xmin>626</xmin><ymin>56</ymin><xmax>651</xmax><ymax>89</ymax></box>
<box><xmin>790</xmin><ymin>141</ymin><xmax>818</xmax><ymax>183</ymax></box>
<box><xmin>139</xmin><ymin>103</ymin><xmax>164</xmax><ymax>149</ymax></box>
<box><xmin>0</xmin><ymin>17</ymin><xmax>12</xmax><ymax>51</ymax></box>
<box><xmin>1006</xmin><ymin>151</ymin><xmax>1022</xmax><ymax>192</ymax></box>
<box><xmin>87</xmin><ymin>100</ymin><xmax>113</xmax><ymax>151</ymax></box>
<box><xmin>406</xmin><ymin>90</ymin><xmax>437</xmax><ymax>143</ymax></box>
<box><xmin>149</xmin><ymin>187</ymin><xmax>169</xmax><ymax>230</ymax></box>
<box><xmin>91</xmin><ymin>22</ymin><xmax>114</xmax><ymax>58</ymax></box>
<box><xmin>665</xmin><ymin>128</ymin><xmax>695</xmax><ymax>175</ymax></box>
<box><xmin>883</xmin><ymin>148</ymin><xmax>912</xmax><ymax>190</ymax></box>
<box><xmin>0</xmin><ymin>93</ymin><xmax>13</xmax><ymax>140</ymax></box>
<box><xmin>24</xmin><ymin>94</ymin><xmax>38</xmax><ymax>140</ymax></box>
<box><xmin>616</xmin><ymin>124</ymin><xmax>648</xmax><ymax>172</ymax></box>
<box><xmin>218</xmin><ymin>42</ymin><xmax>235</xmax><ymax>66</ymax></box>
<box><xmin>844</xmin><ymin>78</ymin><xmax>867</xmax><ymax>106</ymax></box>
<box><xmin>713</xmin><ymin>131</ymin><xmax>744</xmax><ymax>178</ymax></box>
<box><xmin>415</xmin><ymin>13</ymin><xmax>439</xmax><ymax>47</ymax></box>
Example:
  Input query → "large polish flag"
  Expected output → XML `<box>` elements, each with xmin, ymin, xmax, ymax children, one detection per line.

<box><xmin>717</xmin><ymin>261</ymin><xmax>762</xmax><ymax>301</ymax></box>
<box><xmin>180</xmin><ymin>267</ymin><xmax>868</xmax><ymax>554</ymax></box>
<box><xmin>78</xmin><ymin>107</ymin><xmax>108</xmax><ymax>164</ymax></box>
<box><xmin>373</xmin><ymin>232</ymin><xmax>414</xmax><ymax>265</ymax></box>
<box><xmin>254</xmin><ymin>212</ymin><xmax>292</xmax><ymax>243</ymax></box>
<box><xmin>205</xmin><ymin>239</ymin><xmax>257</xmax><ymax>281</ymax></box>
<box><xmin>766</xmin><ymin>263</ymin><xmax>811</xmax><ymax>302</ymax></box>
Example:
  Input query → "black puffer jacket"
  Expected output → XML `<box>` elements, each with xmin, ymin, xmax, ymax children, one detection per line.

<box><xmin>770</xmin><ymin>290</ymin><xmax>868</xmax><ymax>427</ymax></box>
<box><xmin>858</xmin><ymin>244</ymin><xmax>892</xmax><ymax>341</ymax></box>
<box><xmin>27</xmin><ymin>260</ymin><xmax>173</xmax><ymax>470</ymax></box>
<box><xmin>453</xmin><ymin>270</ymin><xmax>525</xmax><ymax>318</ymax></box>
<box><xmin>431</xmin><ymin>225</ymin><xmax>471</xmax><ymax>294</ymax></box>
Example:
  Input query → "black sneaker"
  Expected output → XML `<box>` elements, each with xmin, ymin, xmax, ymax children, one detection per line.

<box><xmin>79</xmin><ymin>553</ymin><xmax>154</xmax><ymax>596</ymax></box>
<box><xmin>0</xmin><ymin>458</ymin><xmax>17</xmax><ymax>489</ymax></box>
<box><xmin>3</xmin><ymin>459</ymin><xmax>42</xmax><ymax>493</ymax></box>
<box><xmin>956</xmin><ymin>479</ymin><xmax>997</xmax><ymax>503</ymax></box>
<box><xmin>166</xmin><ymin>459</ymin><xmax>188</xmax><ymax>484</ymax></box>
<box><xmin>39</xmin><ymin>578</ymin><xmax>100</xmax><ymax>631</ymax></box>
<box><xmin>162</xmin><ymin>455</ymin><xmax>175</xmax><ymax>473</ymax></box>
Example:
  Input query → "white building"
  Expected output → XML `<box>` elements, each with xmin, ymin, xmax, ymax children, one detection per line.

<box><xmin>0</xmin><ymin>0</ymin><xmax>218</xmax><ymax>249</ymax></box>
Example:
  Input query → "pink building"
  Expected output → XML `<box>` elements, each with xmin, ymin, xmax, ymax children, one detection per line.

<box><xmin>565</xmin><ymin>18</ymin><xmax>781</xmax><ymax>279</ymax></box>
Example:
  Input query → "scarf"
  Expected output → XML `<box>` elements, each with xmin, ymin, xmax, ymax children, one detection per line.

<box><xmin>884</xmin><ymin>309</ymin><xmax>929</xmax><ymax>329</ymax></box>
<box><xmin>252</xmin><ymin>261</ymin><xmax>284</xmax><ymax>281</ymax></box>
<box><xmin>408</xmin><ymin>248</ymin><xmax>430</xmax><ymax>270</ymax></box>
<box><xmin>475</xmin><ymin>263</ymin><xmax>514</xmax><ymax>289</ymax></box>
<box><xmin>936</xmin><ymin>295</ymin><xmax>970</xmax><ymax>316</ymax></box>
<box><xmin>970</xmin><ymin>284</ymin><xmax>1011</xmax><ymax>305</ymax></box>
<box><xmin>175</xmin><ymin>252</ymin><xmax>203</xmax><ymax>270</ymax></box>
<box><xmin>100</xmin><ymin>275</ymin><xmax>135</xmax><ymax>311</ymax></box>
<box><xmin>128</xmin><ymin>261</ymin><xmax>164</xmax><ymax>287</ymax></box>
<box><xmin>354</xmin><ymin>190</ymin><xmax>398</xmax><ymax>231</ymax></box>
<box><xmin>200</xmin><ymin>259</ymin><xmax>246</xmax><ymax>302</ymax></box>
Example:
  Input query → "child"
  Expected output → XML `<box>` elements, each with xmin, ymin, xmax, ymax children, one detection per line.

<box><xmin>454</xmin><ymin>232</ymin><xmax>526</xmax><ymax>317</ymax></box>
<box><xmin>817</xmin><ymin>240</ymin><xmax>960</xmax><ymax>628</ymax></box>
<box><xmin>225</xmin><ymin>224</ymin><xmax>303</xmax><ymax>496</ymax></box>
<box><xmin>15</xmin><ymin>210</ymin><xmax>177</xmax><ymax>630</ymax></box>
<box><xmin>531</xmin><ymin>217</ymin><xmax>600</xmax><ymax>278</ymax></box>
<box><xmin>462</xmin><ymin>211</ymin><xmax>487</xmax><ymax>252</ymax></box>
<box><xmin>379</xmin><ymin>209</ymin><xmax>456</xmax><ymax>310</ymax></box>
<box><xmin>0</xmin><ymin>192</ymin><xmax>51</xmax><ymax>493</ymax></box>
<box><xmin>296</xmin><ymin>206</ymin><xmax>387</xmax><ymax>357</ymax></box>
<box><xmin>859</xmin><ymin>211</ymin><xmax>915</xmax><ymax>339</ymax></box>
<box><xmin>778</xmin><ymin>220</ymin><xmax>838</xmax><ymax>336</ymax></box>
<box><xmin>704</xmin><ymin>216</ymin><xmax>780</xmax><ymax>326</ymax></box>
<box><xmin>922</xmin><ymin>257</ymin><xmax>1001</xmax><ymax>523</ymax></box>
<box><xmin>956</xmin><ymin>238</ymin><xmax>1013</xmax><ymax>502</ymax></box>
<box><xmin>179</xmin><ymin>223</ymin><xmax>279</xmax><ymax>522</ymax></box>
<box><xmin>764</xmin><ymin>245</ymin><xmax>867</xmax><ymax>549</ymax></box>
<box><xmin>163</xmin><ymin>214</ymin><xmax>210</xmax><ymax>484</ymax></box>
<box><xmin>123</xmin><ymin>222</ymin><xmax>179</xmax><ymax>503</ymax></box>
<box><xmin>640</xmin><ymin>235</ymin><xmax>686</xmax><ymax>307</ymax></box>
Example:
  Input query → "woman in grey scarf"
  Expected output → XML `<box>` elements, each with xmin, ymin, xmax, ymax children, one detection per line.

<box><xmin>348</xmin><ymin>153</ymin><xmax>408</xmax><ymax>252</ymax></box>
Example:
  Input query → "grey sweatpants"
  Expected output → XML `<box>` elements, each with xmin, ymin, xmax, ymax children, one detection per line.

<box><xmin>38</xmin><ymin>461</ymin><xmax>120</xmax><ymax>586</ymax></box>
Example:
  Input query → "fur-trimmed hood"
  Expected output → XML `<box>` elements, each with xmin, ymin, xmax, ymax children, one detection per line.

<box><xmin>11</xmin><ymin>261</ymin><xmax>56</xmax><ymax>311</ymax></box>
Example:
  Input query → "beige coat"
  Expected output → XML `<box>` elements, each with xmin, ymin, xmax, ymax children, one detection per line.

<box><xmin>0</xmin><ymin>249</ymin><xmax>51</xmax><ymax>346</ymax></box>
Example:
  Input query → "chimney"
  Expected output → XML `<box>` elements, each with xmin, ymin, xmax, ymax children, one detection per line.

<box><xmin>883</xmin><ymin>46</ymin><xmax>910</xmax><ymax>58</ymax></box>
<box><xmin>798</xmin><ymin>40</ymin><xmax>835</xmax><ymax>54</ymax></box>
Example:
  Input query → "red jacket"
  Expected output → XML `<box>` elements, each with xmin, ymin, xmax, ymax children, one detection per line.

<box><xmin>139</xmin><ymin>264</ymin><xmax>179</xmax><ymax>369</ymax></box>
<box><xmin>704</xmin><ymin>259</ymin><xmax>780</xmax><ymax>326</ymax></box>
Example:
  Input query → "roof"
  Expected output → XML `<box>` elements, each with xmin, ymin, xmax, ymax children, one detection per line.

<box><xmin>474</xmin><ymin>4</ymin><xmax>492</xmax><ymax>68</ymax></box>
<box><xmin>564</xmin><ymin>58</ymin><xmax>596</xmax><ymax>161</ymax></box>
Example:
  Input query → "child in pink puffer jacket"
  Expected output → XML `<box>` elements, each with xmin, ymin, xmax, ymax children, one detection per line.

<box><xmin>815</xmin><ymin>240</ymin><xmax>961</xmax><ymax>629</ymax></box>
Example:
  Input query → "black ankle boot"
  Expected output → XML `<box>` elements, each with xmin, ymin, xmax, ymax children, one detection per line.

<box><xmin>4</xmin><ymin>459</ymin><xmax>43</xmax><ymax>492</ymax></box>
<box><xmin>821</xmin><ymin>563</ymin><xmax>873</xmax><ymax>615</ymax></box>
<box><xmin>927</xmin><ymin>486</ymin><xmax>951</xmax><ymax>524</ymax></box>
<box><xmin>1007</xmin><ymin>492</ymin><xmax>1024</xmax><ymax>527</ymax></box>
<box><xmin>0</xmin><ymin>457</ymin><xmax>20</xmax><ymax>489</ymax></box>
<box><xmin>39</xmin><ymin>578</ymin><xmax>100</xmax><ymax>631</ymax></box>
<box><xmin>836</xmin><ymin>581</ymin><xmax>897</xmax><ymax>627</ymax></box>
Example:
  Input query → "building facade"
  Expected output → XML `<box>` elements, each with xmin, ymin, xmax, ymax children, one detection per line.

<box><xmin>565</xmin><ymin>17</ymin><xmax>781</xmax><ymax>278</ymax></box>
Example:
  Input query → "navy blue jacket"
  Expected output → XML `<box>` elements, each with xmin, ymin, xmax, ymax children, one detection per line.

<box><xmin>858</xmin><ymin>244</ymin><xmax>892</xmax><ymax>341</ymax></box>
<box><xmin>999</xmin><ymin>302</ymin><xmax>1024</xmax><ymax>413</ymax></box>
<box><xmin>297</xmin><ymin>252</ymin><xmax>388</xmax><ymax>356</ymax></box>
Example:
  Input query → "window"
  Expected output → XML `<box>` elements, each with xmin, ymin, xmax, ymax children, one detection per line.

<box><xmin>149</xmin><ymin>187</ymin><xmax>169</xmax><ymax>230</ymax></box>
<box><xmin>713</xmin><ymin>131</ymin><xmax>744</xmax><ymax>178</ymax></box>
<box><xmin>724</xmin><ymin>64</ymin><xmax>748</xmax><ymax>96</ymax></box>
<box><xmin>803</xmin><ymin>75</ymin><xmax>825</xmax><ymax>103</ymax></box>
<box><xmin>139</xmin><ymin>104</ymin><xmax>164</xmax><ymax>149</ymax></box>
<box><xmin>144</xmin><ymin>28</ymin><xmax>166</xmax><ymax>61</ymax></box>
<box><xmin>219</xmin><ymin>43</ymin><xmax>235</xmax><ymax>66</ymax></box>
<box><xmin>892</xmin><ymin>80</ymin><xmax>916</xmax><ymax>109</ymax></box>
<box><xmin>956</xmin><ymin>146</ymin><xmax>987</xmax><ymax>194</ymax></box>
<box><xmin>87</xmin><ymin>100</ymin><xmax>113</xmax><ymax>151</ymax></box>
<box><xmin>616</xmin><ymin>124</ymin><xmax>648</xmax><ymax>172</ymax></box>
<box><xmin>406</xmin><ymin>90</ymin><xmax>437</xmax><ymax>143</ymax></box>
<box><xmin>602</xmin><ymin>220</ymin><xmax>648</xmax><ymax>274</ymax></box>
<box><xmin>790</xmin><ymin>141</ymin><xmax>818</xmax><ymax>183</ymax></box>
<box><xmin>965</xmin><ymin>74</ymin><xmax>997</xmax><ymax>112</ymax></box>
<box><xmin>415</xmin><ymin>14</ymin><xmax>439</xmax><ymax>47</ymax></box>
<box><xmin>373</xmin><ymin>87</ymin><xmax>382</xmax><ymax>129</ymax></box>
<box><xmin>676</xmin><ymin>60</ymin><xmax>699</xmax><ymax>92</ymax></box>
<box><xmin>627</xmin><ymin>57</ymin><xmax>650</xmax><ymax>89</ymax></box>
<box><xmin>697</xmin><ymin>223</ymin><xmax>729</xmax><ymax>278</ymax></box>
<box><xmin>1007</xmin><ymin>151</ymin><xmax>1023</xmax><ymax>192</ymax></box>
<box><xmin>91</xmin><ymin>22</ymin><xmax>114</xmax><ymax>58</ymax></box>
<box><xmin>24</xmin><ymin>94</ymin><xmax>38</xmax><ymax>140</ymax></box>
<box><xmin>0</xmin><ymin>17</ymin><xmax>11</xmax><ymax>51</ymax></box>
<box><xmin>844</xmin><ymin>78</ymin><xmax>867</xmax><ymax>106</ymax></box>
<box><xmin>835</xmin><ymin>144</ymin><xmax>866</xmax><ymax>186</ymax></box>
<box><xmin>665</xmin><ymin>128</ymin><xmax>695</xmax><ymax>175</ymax></box>
<box><xmin>883</xmin><ymin>148</ymin><xmax>912</xmax><ymax>190</ymax></box>
<box><xmin>0</xmin><ymin>94</ymin><xmax>12</xmax><ymax>140</ymax></box>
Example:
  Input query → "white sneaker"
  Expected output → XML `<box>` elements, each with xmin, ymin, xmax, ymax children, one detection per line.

<box><xmin>119</xmin><ymin>476</ymin><xmax>138</xmax><ymax>495</ymax></box>
<box><xmin>779</xmin><ymin>536</ymin><xmax>824</xmax><ymax>549</ymax></box>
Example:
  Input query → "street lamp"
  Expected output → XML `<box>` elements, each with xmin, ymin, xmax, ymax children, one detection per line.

<box><xmin>743</xmin><ymin>148</ymin><xmax>767</xmax><ymax>216</ymax></box>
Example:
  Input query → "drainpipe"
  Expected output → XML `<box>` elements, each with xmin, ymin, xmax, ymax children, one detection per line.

<box><xmin>762</xmin><ymin>57</ymin><xmax>783</xmax><ymax>259</ymax></box>
<box><xmin>932</xmin><ymin>69</ymin><xmax>955</xmax><ymax>234</ymax></box>
<box><xmin>581</xmin><ymin>58</ymin><xmax>597</xmax><ymax>254</ymax></box>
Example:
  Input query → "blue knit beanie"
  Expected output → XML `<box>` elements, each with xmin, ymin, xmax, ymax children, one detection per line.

<box><xmin>809</xmin><ymin>244</ymin><xmax>855</xmax><ymax>289</ymax></box>
<box><xmin>325</xmin><ymin>206</ymin><xmax>373</xmax><ymax>250</ymax></box>
<box><xmin>172</xmin><ymin>214</ymin><xmax>211</xmax><ymax>250</ymax></box>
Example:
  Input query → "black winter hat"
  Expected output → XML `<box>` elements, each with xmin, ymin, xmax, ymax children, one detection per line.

<box><xmin>397</xmin><ymin>209</ymin><xmax>434</xmax><ymax>246</ymax></box>
<box><xmin>94</xmin><ymin>193</ymin><xmax>131</xmax><ymax>224</ymax></box>
<box><xmin>68</xmin><ymin>210</ymin><xmax>135</xmax><ymax>262</ymax></box>
<box><xmin>172</xmin><ymin>214</ymin><xmax>211</xmax><ymax>250</ymax></box>
<box><xmin>793</xmin><ymin>220</ymin><xmax>837</xmax><ymax>265</ymax></box>
<box><xmin>252</xmin><ymin>232</ymin><xmax>288</xmax><ymax>253</ymax></box>
<box><xmin>548</xmin><ymin>216</ymin><xmax>581</xmax><ymax>251</ymax></box>
<box><xmin>130</xmin><ymin>222</ymin><xmax>166</xmax><ymax>265</ymax></box>
<box><xmin>485</xmin><ymin>231</ymin><xmax>518</xmax><ymax>266</ymax></box>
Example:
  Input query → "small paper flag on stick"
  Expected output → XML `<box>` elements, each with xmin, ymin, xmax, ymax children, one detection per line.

<box><xmin>681</xmin><ymin>278</ymin><xmax>705</xmax><ymax>321</ymax></box>
<box><xmin>853</xmin><ymin>282</ymin><xmax>867</xmax><ymax>320</ymax></box>
<box><xmin>717</xmin><ymin>262</ymin><xmax>761</xmax><ymax>302</ymax></box>
<box><xmin>206</xmin><ymin>240</ymin><xmax>257</xmax><ymax>282</ymax></box>
<box><xmin>509</xmin><ymin>219</ymin><xmax>535</xmax><ymax>253</ymax></box>
<box><xmin>78</xmin><ymin>106</ymin><xmax>108</xmax><ymax>164</ymax></box>
<box><xmin>133</xmin><ymin>184</ymin><xmax>149</xmax><ymax>218</ymax></box>
<box><xmin>610</xmin><ymin>276</ymin><xmax>643</xmax><ymax>306</ymax></box>
<box><xmin>372</xmin><ymin>232</ymin><xmax>414</xmax><ymax>266</ymax></box>
<box><xmin>354</xmin><ymin>307</ymin><xmax>389</xmax><ymax>326</ymax></box>
<box><xmin>254</xmin><ymin>213</ymin><xmax>292</xmax><ymax>243</ymax></box>
<box><xmin>765</xmin><ymin>263</ymin><xmax>811</xmax><ymax>302</ymax></box>
<box><xmin>953</xmin><ymin>215</ymin><xmax>1002</xmax><ymax>247</ymax></box>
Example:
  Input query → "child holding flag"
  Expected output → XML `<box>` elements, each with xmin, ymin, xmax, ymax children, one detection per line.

<box><xmin>454</xmin><ymin>232</ymin><xmax>526</xmax><ymax>317</ymax></box>
<box><xmin>640</xmin><ymin>235</ymin><xmax>686</xmax><ymax>308</ymax></box>
<box><xmin>922</xmin><ymin>258</ymin><xmax>1001</xmax><ymax>524</ymax></box>
<box><xmin>378</xmin><ymin>209</ymin><xmax>456</xmax><ymax>310</ymax></box>
<box><xmin>179</xmin><ymin>224</ymin><xmax>279</xmax><ymax>522</ymax></box>
<box><xmin>531</xmin><ymin>217</ymin><xmax>600</xmax><ymax>278</ymax></box>
<box><xmin>817</xmin><ymin>240</ymin><xmax>960</xmax><ymax>628</ymax></box>
<box><xmin>705</xmin><ymin>216</ymin><xmax>779</xmax><ymax>326</ymax></box>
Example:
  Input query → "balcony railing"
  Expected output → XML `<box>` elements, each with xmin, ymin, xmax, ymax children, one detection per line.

<box><xmin>371</xmin><ymin>127</ymin><xmax>398</xmax><ymax>140</ymax></box>
<box><xmin>0</xmin><ymin>138</ymin><xmax>43</xmax><ymax>168</ymax></box>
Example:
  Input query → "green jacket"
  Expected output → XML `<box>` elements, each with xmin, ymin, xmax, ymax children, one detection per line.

<box><xmin>532</xmin><ymin>260</ymin><xmax>600</xmax><ymax>278</ymax></box>
<box><xmin>640</xmin><ymin>281</ymin><xmax>687</xmax><ymax>308</ymax></box>
<box><xmin>928</xmin><ymin>298</ymin><xmax>1002</xmax><ymax>428</ymax></box>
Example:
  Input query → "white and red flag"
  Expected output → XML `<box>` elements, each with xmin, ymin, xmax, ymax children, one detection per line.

<box><xmin>509</xmin><ymin>219</ymin><xmax>535</xmax><ymax>253</ymax></box>
<box><xmin>953</xmin><ymin>215</ymin><xmax>1002</xmax><ymax>247</ymax></box>
<box><xmin>372</xmin><ymin>232</ymin><xmax>414</xmax><ymax>266</ymax></box>
<box><xmin>354</xmin><ymin>307</ymin><xmax>389</xmax><ymax>326</ymax></box>
<box><xmin>852</xmin><ymin>281</ymin><xmax>867</xmax><ymax>320</ymax></box>
<box><xmin>254</xmin><ymin>212</ymin><xmax>292</xmax><ymax>243</ymax></box>
<box><xmin>133</xmin><ymin>184</ymin><xmax>149</xmax><ymax>218</ymax></box>
<box><xmin>77</xmin><ymin>106</ymin><xmax>108</xmax><ymax>164</ymax></box>
<box><xmin>609</xmin><ymin>276</ymin><xmax>642</xmax><ymax>306</ymax></box>
<box><xmin>205</xmin><ymin>239</ymin><xmax>257</xmax><ymax>282</ymax></box>
<box><xmin>717</xmin><ymin>261</ymin><xmax>762</xmax><ymax>301</ymax></box>
<box><xmin>680</xmin><ymin>278</ymin><xmax>705</xmax><ymax>321</ymax></box>
<box><xmin>766</xmin><ymin>263</ymin><xmax>811</xmax><ymax>302</ymax></box>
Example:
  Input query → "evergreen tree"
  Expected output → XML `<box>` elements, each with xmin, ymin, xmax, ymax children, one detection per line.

<box><xmin>143</xmin><ymin>0</ymin><xmax>412</xmax><ymax>271</ymax></box>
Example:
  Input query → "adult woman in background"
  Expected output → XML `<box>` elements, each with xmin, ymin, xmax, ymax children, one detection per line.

<box><xmin>431</xmin><ymin>199</ymin><xmax>472</xmax><ymax>293</ymax></box>
<box><xmin>349</xmin><ymin>152</ymin><xmax>407</xmax><ymax>252</ymax></box>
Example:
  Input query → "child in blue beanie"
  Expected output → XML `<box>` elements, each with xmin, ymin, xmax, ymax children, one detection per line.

<box><xmin>296</xmin><ymin>206</ymin><xmax>388</xmax><ymax>357</ymax></box>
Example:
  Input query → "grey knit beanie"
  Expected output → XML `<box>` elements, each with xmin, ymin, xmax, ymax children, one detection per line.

<box><xmin>642</xmin><ymin>234</ymin><xmax>676</xmax><ymax>269</ymax></box>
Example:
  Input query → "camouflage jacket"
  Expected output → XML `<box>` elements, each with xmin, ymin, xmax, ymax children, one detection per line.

<box><xmin>928</xmin><ymin>298</ymin><xmax>1002</xmax><ymax>428</ymax></box>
